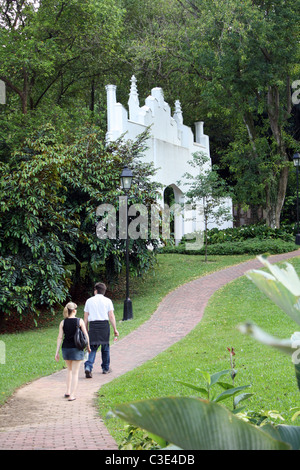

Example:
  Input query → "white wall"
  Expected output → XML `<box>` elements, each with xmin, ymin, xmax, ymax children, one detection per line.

<box><xmin>105</xmin><ymin>76</ymin><xmax>233</xmax><ymax>240</ymax></box>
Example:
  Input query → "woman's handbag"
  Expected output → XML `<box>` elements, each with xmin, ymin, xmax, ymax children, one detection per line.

<box><xmin>74</xmin><ymin>318</ymin><xmax>88</xmax><ymax>350</ymax></box>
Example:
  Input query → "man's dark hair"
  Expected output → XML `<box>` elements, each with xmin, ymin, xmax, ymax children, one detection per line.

<box><xmin>94</xmin><ymin>282</ymin><xmax>107</xmax><ymax>295</ymax></box>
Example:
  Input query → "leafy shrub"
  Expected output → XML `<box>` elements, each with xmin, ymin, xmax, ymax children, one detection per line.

<box><xmin>206</xmin><ymin>224</ymin><xmax>295</xmax><ymax>244</ymax></box>
<box><xmin>0</xmin><ymin>125</ymin><xmax>162</xmax><ymax>324</ymax></box>
<box><xmin>161</xmin><ymin>238</ymin><xmax>298</xmax><ymax>256</ymax></box>
<box><xmin>160</xmin><ymin>223</ymin><xmax>297</xmax><ymax>256</ymax></box>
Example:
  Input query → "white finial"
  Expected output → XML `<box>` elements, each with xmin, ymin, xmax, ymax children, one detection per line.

<box><xmin>194</xmin><ymin>121</ymin><xmax>204</xmax><ymax>144</ymax></box>
<box><xmin>128</xmin><ymin>75</ymin><xmax>140</xmax><ymax>120</ymax></box>
<box><xmin>130</xmin><ymin>75</ymin><xmax>138</xmax><ymax>97</ymax></box>
<box><xmin>173</xmin><ymin>100</ymin><xmax>183</xmax><ymax>124</ymax></box>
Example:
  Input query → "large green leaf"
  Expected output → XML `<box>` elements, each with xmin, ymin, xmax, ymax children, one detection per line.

<box><xmin>108</xmin><ymin>397</ymin><xmax>291</xmax><ymax>450</ymax></box>
<box><xmin>239</xmin><ymin>321</ymin><xmax>300</xmax><ymax>395</ymax></box>
<box><xmin>263</xmin><ymin>424</ymin><xmax>300</xmax><ymax>450</ymax></box>
<box><xmin>238</xmin><ymin>322</ymin><xmax>294</xmax><ymax>356</ymax></box>
<box><xmin>246</xmin><ymin>257</ymin><xmax>300</xmax><ymax>325</ymax></box>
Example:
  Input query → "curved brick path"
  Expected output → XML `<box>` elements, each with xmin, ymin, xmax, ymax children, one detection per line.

<box><xmin>0</xmin><ymin>251</ymin><xmax>299</xmax><ymax>450</ymax></box>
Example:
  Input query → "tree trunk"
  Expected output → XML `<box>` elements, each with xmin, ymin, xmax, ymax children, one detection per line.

<box><xmin>204</xmin><ymin>213</ymin><xmax>208</xmax><ymax>262</ymax></box>
<box><xmin>21</xmin><ymin>67</ymin><xmax>29</xmax><ymax>114</ymax></box>
<box><xmin>0</xmin><ymin>310</ymin><xmax>5</xmax><ymax>332</ymax></box>
<box><xmin>0</xmin><ymin>69</ymin><xmax>29</xmax><ymax>114</ymax></box>
<box><xmin>275</xmin><ymin>165</ymin><xmax>289</xmax><ymax>227</ymax></box>
<box><xmin>267</xmin><ymin>85</ymin><xmax>289</xmax><ymax>228</ymax></box>
<box><xmin>90</xmin><ymin>79</ymin><xmax>95</xmax><ymax>112</ymax></box>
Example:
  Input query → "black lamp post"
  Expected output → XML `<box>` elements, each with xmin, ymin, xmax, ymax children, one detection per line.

<box><xmin>293</xmin><ymin>153</ymin><xmax>300</xmax><ymax>245</ymax></box>
<box><xmin>120</xmin><ymin>165</ymin><xmax>133</xmax><ymax>320</ymax></box>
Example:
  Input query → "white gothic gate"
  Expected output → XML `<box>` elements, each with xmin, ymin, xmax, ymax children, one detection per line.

<box><xmin>105</xmin><ymin>76</ymin><xmax>232</xmax><ymax>242</ymax></box>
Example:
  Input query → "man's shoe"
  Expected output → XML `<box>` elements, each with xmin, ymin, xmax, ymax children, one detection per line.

<box><xmin>102</xmin><ymin>368</ymin><xmax>112</xmax><ymax>374</ymax></box>
<box><xmin>85</xmin><ymin>370</ymin><xmax>92</xmax><ymax>378</ymax></box>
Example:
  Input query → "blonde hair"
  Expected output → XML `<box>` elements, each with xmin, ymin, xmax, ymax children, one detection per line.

<box><xmin>63</xmin><ymin>302</ymin><xmax>78</xmax><ymax>318</ymax></box>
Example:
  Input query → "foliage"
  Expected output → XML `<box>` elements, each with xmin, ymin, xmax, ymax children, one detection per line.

<box><xmin>98</xmin><ymin>128</ymin><xmax>163</xmax><ymax>282</ymax></box>
<box><xmin>0</xmin><ymin>137</ymin><xmax>77</xmax><ymax>319</ymax></box>
<box><xmin>123</xmin><ymin>0</ymin><xmax>300</xmax><ymax>227</ymax></box>
<box><xmin>161</xmin><ymin>223</ymin><xmax>298</xmax><ymax>256</ymax></box>
<box><xmin>240</xmin><ymin>256</ymin><xmax>300</xmax><ymax>391</ymax></box>
<box><xmin>177</xmin><ymin>367</ymin><xmax>252</xmax><ymax>411</ymax></box>
<box><xmin>237</xmin><ymin>409</ymin><xmax>285</xmax><ymax>427</ymax></box>
<box><xmin>119</xmin><ymin>425</ymin><xmax>165</xmax><ymax>451</ymax></box>
<box><xmin>109</xmin><ymin>396</ymin><xmax>293</xmax><ymax>450</ymax></box>
<box><xmin>0</xmin><ymin>124</ymin><xmax>161</xmax><ymax>320</ymax></box>
<box><xmin>206</xmin><ymin>224</ymin><xmax>296</xmax><ymax>244</ymax></box>
<box><xmin>0</xmin><ymin>0</ymin><xmax>125</xmax><ymax>114</ymax></box>
<box><xmin>162</xmin><ymin>237</ymin><xmax>297</xmax><ymax>256</ymax></box>
<box><xmin>179</xmin><ymin>152</ymin><xmax>232</xmax><ymax>260</ymax></box>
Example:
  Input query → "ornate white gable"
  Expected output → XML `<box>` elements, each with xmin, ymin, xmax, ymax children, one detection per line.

<box><xmin>105</xmin><ymin>76</ymin><xmax>232</xmax><ymax>240</ymax></box>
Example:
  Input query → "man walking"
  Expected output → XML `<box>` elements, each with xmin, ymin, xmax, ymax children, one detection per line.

<box><xmin>84</xmin><ymin>282</ymin><xmax>119</xmax><ymax>377</ymax></box>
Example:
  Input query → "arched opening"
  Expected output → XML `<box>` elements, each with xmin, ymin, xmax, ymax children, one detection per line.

<box><xmin>164</xmin><ymin>185</ymin><xmax>176</xmax><ymax>207</ymax></box>
<box><xmin>164</xmin><ymin>186</ymin><xmax>175</xmax><ymax>236</ymax></box>
<box><xmin>163</xmin><ymin>184</ymin><xmax>184</xmax><ymax>244</ymax></box>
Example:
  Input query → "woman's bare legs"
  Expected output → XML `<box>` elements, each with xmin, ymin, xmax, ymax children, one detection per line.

<box><xmin>65</xmin><ymin>360</ymin><xmax>82</xmax><ymax>400</ymax></box>
<box><xmin>65</xmin><ymin>360</ymin><xmax>73</xmax><ymax>397</ymax></box>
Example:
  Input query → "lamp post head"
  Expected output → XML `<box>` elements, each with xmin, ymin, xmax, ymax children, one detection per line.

<box><xmin>293</xmin><ymin>153</ymin><xmax>300</xmax><ymax>167</ymax></box>
<box><xmin>120</xmin><ymin>165</ymin><xmax>133</xmax><ymax>192</ymax></box>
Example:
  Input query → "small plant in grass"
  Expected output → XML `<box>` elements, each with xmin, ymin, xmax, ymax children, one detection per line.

<box><xmin>176</xmin><ymin>347</ymin><xmax>253</xmax><ymax>412</ymax></box>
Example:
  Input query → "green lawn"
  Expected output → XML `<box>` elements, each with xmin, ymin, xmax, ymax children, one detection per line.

<box><xmin>99</xmin><ymin>256</ymin><xmax>300</xmax><ymax>446</ymax></box>
<box><xmin>1</xmin><ymin>252</ymin><xmax>300</xmax><ymax>448</ymax></box>
<box><xmin>0</xmin><ymin>254</ymin><xmax>253</xmax><ymax>405</ymax></box>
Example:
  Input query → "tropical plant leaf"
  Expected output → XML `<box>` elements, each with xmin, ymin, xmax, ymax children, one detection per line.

<box><xmin>214</xmin><ymin>385</ymin><xmax>251</xmax><ymax>403</ymax></box>
<box><xmin>238</xmin><ymin>322</ymin><xmax>294</xmax><ymax>355</ymax></box>
<box><xmin>108</xmin><ymin>397</ymin><xmax>291</xmax><ymax>450</ymax></box>
<box><xmin>263</xmin><ymin>424</ymin><xmax>300</xmax><ymax>450</ymax></box>
<box><xmin>246</xmin><ymin>257</ymin><xmax>300</xmax><ymax>325</ymax></box>
<box><xmin>217</xmin><ymin>381</ymin><xmax>235</xmax><ymax>390</ymax></box>
<box><xmin>209</xmin><ymin>369</ymin><xmax>232</xmax><ymax>387</ymax></box>
<box><xmin>233</xmin><ymin>393</ymin><xmax>254</xmax><ymax>407</ymax></box>
<box><xmin>195</xmin><ymin>370</ymin><xmax>212</xmax><ymax>386</ymax></box>
<box><xmin>176</xmin><ymin>380</ymin><xmax>208</xmax><ymax>398</ymax></box>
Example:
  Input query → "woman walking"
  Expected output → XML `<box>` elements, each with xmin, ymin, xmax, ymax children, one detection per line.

<box><xmin>55</xmin><ymin>302</ymin><xmax>90</xmax><ymax>401</ymax></box>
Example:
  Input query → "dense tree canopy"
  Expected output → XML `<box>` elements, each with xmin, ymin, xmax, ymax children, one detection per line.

<box><xmin>0</xmin><ymin>0</ymin><xmax>124</xmax><ymax>114</ymax></box>
<box><xmin>120</xmin><ymin>0</ymin><xmax>300</xmax><ymax>227</ymax></box>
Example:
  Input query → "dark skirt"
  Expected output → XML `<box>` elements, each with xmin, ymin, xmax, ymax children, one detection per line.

<box><xmin>88</xmin><ymin>320</ymin><xmax>110</xmax><ymax>345</ymax></box>
<box><xmin>62</xmin><ymin>348</ymin><xmax>84</xmax><ymax>361</ymax></box>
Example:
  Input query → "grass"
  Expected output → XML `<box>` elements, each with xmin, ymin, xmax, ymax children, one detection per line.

<box><xmin>1</xmin><ymin>251</ymin><xmax>300</xmax><ymax>448</ymax></box>
<box><xmin>99</xmin><ymin>256</ymin><xmax>300</xmax><ymax>446</ymax></box>
<box><xmin>0</xmin><ymin>254</ymin><xmax>253</xmax><ymax>405</ymax></box>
